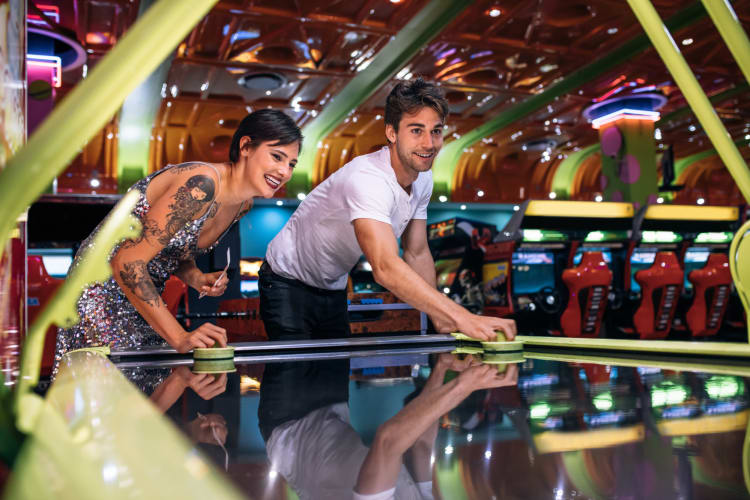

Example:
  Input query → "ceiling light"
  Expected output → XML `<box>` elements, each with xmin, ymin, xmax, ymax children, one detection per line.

<box><xmin>697</xmin><ymin>197</ymin><xmax>705</xmax><ymax>205</ymax></box>
<box><xmin>681</xmin><ymin>38</ymin><xmax>694</xmax><ymax>46</ymax></box>
<box><xmin>477</xmin><ymin>190</ymin><xmax>485</xmax><ymax>197</ymax></box>
<box><xmin>460</xmin><ymin>204</ymin><xmax>467</xmax><ymax>210</ymax></box>
<box><xmin>607</xmin><ymin>27</ymin><xmax>618</xmax><ymax>35</ymax></box>
<box><xmin>438</xmin><ymin>195</ymin><xmax>447</xmax><ymax>202</ymax></box>
<box><xmin>297</xmin><ymin>193</ymin><xmax>306</xmax><ymax>200</ymax></box>
<box><xmin>594</xmin><ymin>194</ymin><xmax>603</xmax><ymax>202</ymax></box>
<box><xmin>656</xmin><ymin>197</ymin><xmax>664</xmax><ymax>204</ymax></box>
<box><xmin>275</xmin><ymin>200</ymin><xmax>283</xmax><ymax>206</ymax></box>
<box><xmin>488</xmin><ymin>7</ymin><xmax>501</xmax><ymax>17</ymax></box>
<box><xmin>548</xmin><ymin>192</ymin><xmax>557</xmax><ymax>199</ymax></box>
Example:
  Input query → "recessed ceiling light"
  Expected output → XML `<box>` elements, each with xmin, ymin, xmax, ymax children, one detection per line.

<box><xmin>488</xmin><ymin>7</ymin><xmax>501</xmax><ymax>17</ymax></box>
<box><xmin>682</xmin><ymin>38</ymin><xmax>694</xmax><ymax>46</ymax></box>
<box><xmin>607</xmin><ymin>27</ymin><xmax>618</xmax><ymax>35</ymax></box>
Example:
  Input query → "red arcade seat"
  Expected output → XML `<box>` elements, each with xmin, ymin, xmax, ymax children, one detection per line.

<box><xmin>633</xmin><ymin>252</ymin><xmax>683</xmax><ymax>339</ymax></box>
<box><xmin>27</xmin><ymin>255</ymin><xmax>64</xmax><ymax>376</ymax></box>
<box><xmin>560</xmin><ymin>252</ymin><xmax>612</xmax><ymax>337</ymax></box>
<box><xmin>162</xmin><ymin>276</ymin><xmax>189</xmax><ymax>317</ymax></box>
<box><xmin>685</xmin><ymin>253</ymin><xmax>732</xmax><ymax>338</ymax></box>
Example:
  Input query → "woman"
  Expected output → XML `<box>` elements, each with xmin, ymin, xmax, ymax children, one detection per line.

<box><xmin>54</xmin><ymin>109</ymin><xmax>302</xmax><ymax>376</ymax></box>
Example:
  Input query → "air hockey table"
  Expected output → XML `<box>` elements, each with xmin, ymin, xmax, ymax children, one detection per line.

<box><xmin>91</xmin><ymin>333</ymin><xmax>750</xmax><ymax>500</ymax></box>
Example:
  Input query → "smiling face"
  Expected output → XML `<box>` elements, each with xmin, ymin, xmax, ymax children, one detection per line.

<box><xmin>386</xmin><ymin>106</ymin><xmax>444</xmax><ymax>177</ymax></box>
<box><xmin>238</xmin><ymin>137</ymin><xmax>300</xmax><ymax>198</ymax></box>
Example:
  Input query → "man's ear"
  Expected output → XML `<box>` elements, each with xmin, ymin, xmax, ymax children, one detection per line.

<box><xmin>385</xmin><ymin>124</ymin><xmax>397</xmax><ymax>144</ymax></box>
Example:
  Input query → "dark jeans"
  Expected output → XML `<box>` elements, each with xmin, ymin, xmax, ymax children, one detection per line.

<box><xmin>259</xmin><ymin>261</ymin><xmax>351</xmax><ymax>341</ymax></box>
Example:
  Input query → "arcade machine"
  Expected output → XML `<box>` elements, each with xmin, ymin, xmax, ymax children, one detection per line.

<box><xmin>346</xmin><ymin>256</ymin><xmax>424</xmax><ymax>335</ymax></box>
<box><xmin>484</xmin><ymin>200</ymin><xmax>634</xmax><ymax>337</ymax></box>
<box><xmin>428</xmin><ymin>217</ymin><xmax>497</xmax><ymax>313</ymax></box>
<box><xmin>616</xmin><ymin>205</ymin><xmax>742</xmax><ymax>340</ymax></box>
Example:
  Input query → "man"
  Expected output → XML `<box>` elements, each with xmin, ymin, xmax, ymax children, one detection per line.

<box><xmin>260</xmin><ymin>78</ymin><xmax>516</xmax><ymax>341</ymax></box>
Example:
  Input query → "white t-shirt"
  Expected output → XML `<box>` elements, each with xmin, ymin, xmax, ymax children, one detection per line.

<box><xmin>266</xmin><ymin>403</ymin><xmax>433</xmax><ymax>500</ymax></box>
<box><xmin>266</xmin><ymin>146</ymin><xmax>433</xmax><ymax>290</ymax></box>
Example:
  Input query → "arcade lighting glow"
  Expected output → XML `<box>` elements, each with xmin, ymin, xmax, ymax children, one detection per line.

<box><xmin>590</xmin><ymin>109</ymin><xmax>660</xmax><ymax>130</ymax></box>
<box><xmin>593</xmin><ymin>392</ymin><xmax>614</xmax><ymax>411</ymax></box>
<box><xmin>705</xmin><ymin>376</ymin><xmax>742</xmax><ymax>399</ymax></box>
<box><xmin>27</xmin><ymin>54</ymin><xmax>62</xmax><ymax>88</ymax></box>
<box><xmin>695</xmin><ymin>232</ymin><xmax>733</xmax><ymax>244</ymax></box>
<box><xmin>27</xmin><ymin>4</ymin><xmax>60</xmax><ymax>25</ymax></box>
<box><xmin>641</xmin><ymin>230</ymin><xmax>681</xmax><ymax>243</ymax></box>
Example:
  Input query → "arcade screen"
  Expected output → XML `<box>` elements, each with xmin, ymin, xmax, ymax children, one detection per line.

<box><xmin>572</xmin><ymin>248</ymin><xmax>612</xmax><ymax>265</ymax></box>
<box><xmin>512</xmin><ymin>252</ymin><xmax>555</xmax><ymax>295</ymax></box>
<box><xmin>435</xmin><ymin>258</ymin><xmax>462</xmax><ymax>291</ymax></box>
<box><xmin>630</xmin><ymin>249</ymin><xmax>657</xmax><ymax>292</ymax></box>
<box><xmin>239</xmin><ymin>258</ymin><xmax>263</xmax><ymax>297</ymax></box>
<box><xmin>683</xmin><ymin>247</ymin><xmax>710</xmax><ymax>290</ymax></box>
<box><xmin>28</xmin><ymin>248</ymin><xmax>73</xmax><ymax>278</ymax></box>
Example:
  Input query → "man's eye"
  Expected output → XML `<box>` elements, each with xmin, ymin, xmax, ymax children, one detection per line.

<box><xmin>272</xmin><ymin>154</ymin><xmax>282</xmax><ymax>161</ymax></box>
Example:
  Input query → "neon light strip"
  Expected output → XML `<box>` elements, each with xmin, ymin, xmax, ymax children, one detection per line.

<box><xmin>28</xmin><ymin>54</ymin><xmax>62</xmax><ymax>87</ymax></box>
<box><xmin>591</xmin><ymin>109</ymin><xmax>660</xmax><ymax>129</ymax></box>
<box><xmin>27</xmin><ymin>5</ymin><xmax>61</xmax><ymax>24</ymax></box>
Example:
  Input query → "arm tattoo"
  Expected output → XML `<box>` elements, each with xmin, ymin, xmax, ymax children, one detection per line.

<box><xmin>159</xmin><ymin>174</ymin><xmax>215</xmax><ymax>245</ymax></box>
<box><xmin>119</xmin><ymin>260</ymin><xmax>161</xmax><ymax>307</ymax></box>
<box><xmin>119</xmin><ymin>217</ymin><xmax>160</xmax><ymax>250</ymax></box>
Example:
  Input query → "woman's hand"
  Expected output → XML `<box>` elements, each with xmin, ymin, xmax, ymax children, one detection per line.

<box><xmin>173</xmin><ymin>323</ymin><xmax>227</xmax><ymax>353</ymax></box>
<box><xmin>174</xmin><ymin>367</ymin><xmax>228</xmax><ymax>400</ymax></box>
<box><xmin>194</xmin><ymin>270</ymin><xmax>229</xmax><ymax>297</ymax></box>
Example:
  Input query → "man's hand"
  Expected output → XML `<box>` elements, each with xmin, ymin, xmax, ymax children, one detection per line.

<box><xmin>457</xmin><ymin>363</ymin><xmax>518</xmax><ymax>393</ymax></box>
<box><xmin>174</xmin><ymin>367</ymin><xmax>228</xmax><ymax>400</ymax></box>
<box><xmin>451</xmin><ymin>312</ymin><xmax>517</xmax><ymax>341</ymax></box>
<box><xmin>436</xmin><ymin>353</ymin><xmax>480</xmax><ymax>373</ymax></box>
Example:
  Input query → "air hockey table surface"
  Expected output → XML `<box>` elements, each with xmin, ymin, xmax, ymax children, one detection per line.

<box><xmin>109</xmin><ymin>334</ymin><xmax>750</xmax><ymax>500</ymax></box>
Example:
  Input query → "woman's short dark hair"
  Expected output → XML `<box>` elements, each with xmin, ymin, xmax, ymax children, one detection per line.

<box><xmin>385</xmin><ymin>78</ymin><xmax>449</xmax><ymax>132</ymax></box>
<box><xmin>229</xmin><ymin>109</ymin><xmax>303</xmax><ymax>163</ymax></box>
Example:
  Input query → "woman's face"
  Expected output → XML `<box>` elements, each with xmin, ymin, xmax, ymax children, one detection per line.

<box><xmin>241</xmin><ymin>138</ymin><xmax>299</xmax><ymax>198</ymax></box>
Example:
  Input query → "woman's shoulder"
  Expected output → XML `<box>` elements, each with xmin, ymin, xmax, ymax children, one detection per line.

<box><xmin>145</xmin><ymin>162</ymin><xmax>222</xmax><ymax>208</ymax></box>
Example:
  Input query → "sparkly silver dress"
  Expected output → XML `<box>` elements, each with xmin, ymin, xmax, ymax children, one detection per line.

<box><xmin>53</xmin><ymin>162</ymin><xmax>233</xmax><ymax>378</ymax></box>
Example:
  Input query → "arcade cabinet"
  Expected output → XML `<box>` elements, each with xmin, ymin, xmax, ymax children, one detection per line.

<box><xmin>486</xmin><ymin>200</ymin><xmax>634</xmax><ymax>337</ymax></box>
<box><xmin>620</xmin><ymin>205</ymin><xmax>742</xmax><ymax>340</ymax></box>
<box><xmin>428</xmin><ymin>217</ymin><xmax>497</xmax><ymax>313</ymax></box>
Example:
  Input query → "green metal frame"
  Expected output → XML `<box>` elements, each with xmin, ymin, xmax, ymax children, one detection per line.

<box><xmin>730</xmin><ymin>219</ymin><xmax>750</xmax><ymax>341</ymax></box>
<box><xmin>626</xmin><ymin>0</ymin><xmax>750</xmax><ymax>202</ymax></box>
<box><xmin>674</xmin><ymin>137</ymin><xmax>750</xmax><ymax>183</ymax></box>
<box><xmin>656</xmin><ymin>83</ymin><xmax>749</xmax><ymax>127</ymax></box>
<box><xmin>0</xmin><ymin>0</ymin><xmax>219</xmax><ymax>253</ymax></box>
<box><xmin>431</xmin><ymin>2</ymin><xmax>707</xmax><ymax>199</ymax></box>
<box><xmin>5</xmin><ymin>351</ymin><xmax>244</xmax><ymax>500</ymax></box>
<box><xmin>549</xmin><ymin>144</ymin><xmax>599</xmax><ymax>198</ymax></box>
<box><xmin>701</xmin><ymin>0</ymin><xmax>750</xmax><ymax>85</ymax></box>
<box><xmin>289</xmin><ymin>0</ymin><xmax>473</xmax><ymax>195</ymax></box>
<box><xmin>517</xmin><ymin>335</ymin><xmax>750</xmax><ymax>358</ymax></box>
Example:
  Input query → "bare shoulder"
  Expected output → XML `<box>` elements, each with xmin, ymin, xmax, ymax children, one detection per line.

<box><xmin>148</xmin><ymin>163</ymin><xmax>221</xmax><ymax>205</ymax></box>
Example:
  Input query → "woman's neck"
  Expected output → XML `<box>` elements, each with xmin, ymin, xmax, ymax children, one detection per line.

<box><xmin>217</xmin><ymin>160</ymin><xmax>260</xmax><ymax>206</ymax></box>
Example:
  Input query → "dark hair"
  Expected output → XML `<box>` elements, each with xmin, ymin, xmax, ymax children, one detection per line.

<box><xmin>384</xmin><ymin>78</ymin><xmax>449</xmax><ymax>132</ymax></box>
<box><xmin>229</xmin><ymin>109</ymin><xmax>303</xmax><ymax>163</ymax></box>
<box><xmin>185</xmin><ymin>174</ymin><xmax>216</xmax><ymax>200</ymax></box>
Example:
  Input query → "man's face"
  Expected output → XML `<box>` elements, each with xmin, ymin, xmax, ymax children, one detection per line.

<box><xmin>386</xmin><ymin>106</ymin><xmax>444</xmax><ymax>174</ymax></box>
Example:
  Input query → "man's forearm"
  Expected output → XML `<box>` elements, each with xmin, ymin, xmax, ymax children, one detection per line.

<box><xmin>403</xmin><ymin>249</ymin><xmax>436</xmax><ymax>287</ymax></box>
<box><xmin>373</xmin><ymin>256</ymin><xmax>465</xmax><ymax>331</ymax></box>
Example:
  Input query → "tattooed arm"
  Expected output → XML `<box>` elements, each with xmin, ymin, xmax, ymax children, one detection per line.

<box><xmin>110</xmin><ymin>167</ymin><xmax>227</xmax><ymax>352</ymax></box>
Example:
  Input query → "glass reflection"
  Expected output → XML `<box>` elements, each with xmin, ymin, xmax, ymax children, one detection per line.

<box><xmin>112</xmin><ymin>354</ymin><xmax>750</xmax><ymax>499</ymax></box>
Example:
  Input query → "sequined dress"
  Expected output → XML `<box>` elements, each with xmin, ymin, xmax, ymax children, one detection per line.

<box><xmin>54</xmin><ymin>162</ymin><xmax>235</xmax><ymax>377</ymax></box>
